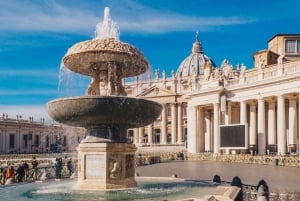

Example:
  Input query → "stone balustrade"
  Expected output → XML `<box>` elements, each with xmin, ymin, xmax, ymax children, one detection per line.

<box><xmin>227</xmin><ymin>59</ymin><xmax>300</xmax><ymax>87</ymax></box>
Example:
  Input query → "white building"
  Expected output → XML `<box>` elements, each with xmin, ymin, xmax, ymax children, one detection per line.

<box><xmin>125</xmin><ymin>33</ymin><xmax>300</xmax><ymax>156</ymax></box>
<box><xmin>0</xmin><ymin>114</ymin><xmax>85</xmax><ymax>154</ymax></box>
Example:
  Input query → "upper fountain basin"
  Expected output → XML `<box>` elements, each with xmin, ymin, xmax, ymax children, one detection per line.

<box><xmin>47</xmin><ymin>96</ymin><xmax>162</xmax><ymax>128</ymax></box>
<box><xmin>62</xmin><ymin>38</ymin><xmax>149</xmax><ymax>78</ymax></box>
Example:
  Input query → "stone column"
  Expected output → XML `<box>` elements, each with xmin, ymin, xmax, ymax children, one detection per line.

<box><xmin>240</xmin><ymin>100</ymin><xmax>247</xmax><ymax>124</ymax></box>
<box><xmin>148</xmin><ymin>124</ymin><xmax>153</xmax><ymax>144</ymax></box>
<box><xmin>204</xmin><ymin>110</ymin><xmax>211</xmax><ymax>152</ymax></box>
<box><xmin>225</xmin><ymin>102</ymin><xmax>232</xmax><ymax>125</ymax></box>
<box><xmin>187</xmin><ymin>104</ymin><xmax>197</xmax><ymax>153</ymax></box>
<box><xmin>134</xmin><ymin>128</ymin><xmax>139</xmax><ymax>144</ymax></box>
<box><xmin>288</xmin><ymin>98</ymin><xmax>297</xmax><ymax>151</ymax></box>
<box><xmin>171</xmin><ymin>103</ymin><xmax>177</xmax><ymax>144</ymax></box>
<box><xmin>138</xmin><ymin>127</ymin><xmax>144</xmax><ymax>144</ymax></box>
<box><xmin>213</xmin><ymin>103</ymin><xmax>220</xmax><ymax>154</ymax></box>
<box><xmin>161</xmin><ymin>104</ymin><xmax>167</xmax><ymax>144</ymax></box>
<box><xmin>177</xmin><ymin>103</ymin><xmax>183</xmax><ymax>144</ymax></box>
<box><xmin>277</xmin><ymin>95</ymin><xmax>286</xmax><ymax>155</ymax></box>
<box><xmin>249</xmin><ymin>103</ymin><xmax>257</xmax><ymax>148</ymax></box>
<box><xmin>299</xmin><ymin>90</ymin><xmax>300</xmax><ymax>154</ymax></box>
<box><xmin>267</xmin><ymin>101</ymin><xmax>277</xmax><ymax>147</ymax></box>
<box><xmin>198</xmin><ymin>107</ymin><xmax>204</xmax><ymax>152</ymax></box>
<box><xmin>257</xmin><ymin>98</ymin><xmax>266</xmax><ymax>155</ymax></box>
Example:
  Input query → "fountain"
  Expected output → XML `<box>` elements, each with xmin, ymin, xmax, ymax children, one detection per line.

<box><xmin>0</xmin><ymin>7</ymin><xmax>242</xmax><ymax>201</ymax></box>
<box><xmin>47</xmin><ymin>7</ymin><xmax>162</xmax><ymax>190</ymax></box>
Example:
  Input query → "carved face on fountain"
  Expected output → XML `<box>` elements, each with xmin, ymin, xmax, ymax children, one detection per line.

<box><xmin>47</xmin><ymin>7</ymin><xmax>162</xmax><ymax>142</ymax></box>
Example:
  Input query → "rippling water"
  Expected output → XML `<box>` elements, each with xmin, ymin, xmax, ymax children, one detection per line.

<box><xmin>0</xmin><ymin>178</ymin><xmax>220</xmax><ymax>201</ymax></box>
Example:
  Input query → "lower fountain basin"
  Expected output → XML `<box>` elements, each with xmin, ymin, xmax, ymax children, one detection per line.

<box><xmin>0</xmin><ymin>177</ymin><xmax>224</xmax><ymax>201</ymax></box>
<box><xmin>47</xmin><ymin>96</ymin><xmax>162</xmax><ymax>129</ymax></box>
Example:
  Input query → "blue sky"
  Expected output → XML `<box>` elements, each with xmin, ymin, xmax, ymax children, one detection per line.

<box><xmin>0</xmin><ymin>0</ymin><xmax>300</xmax><ymax>121</ymax></box>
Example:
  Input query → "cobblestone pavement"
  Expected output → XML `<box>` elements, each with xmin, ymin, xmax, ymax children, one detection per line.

<box><xmin>136</xmin><ymin>160</ymin><xmax>300</xmax><ymax>193</ymax></box>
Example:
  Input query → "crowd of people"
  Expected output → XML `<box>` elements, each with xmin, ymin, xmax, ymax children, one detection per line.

<box><xmin>0</xmin><ymin>160</ymin><xmax>30</xmax><ymax>185</ymax></box>
<box><xmin>0</xmin><ymin>156</ymin><xmax>74</xmax><ymax>185</ymax></box>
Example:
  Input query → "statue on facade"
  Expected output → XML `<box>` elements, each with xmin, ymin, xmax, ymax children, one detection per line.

<box><xmin>171</xmin><ymin>69</ymin><xmax>175</xmax><ymax>79</ymax></box>
<box><xmin>154</xmin><ymin>69</ymin><xmax>159</xmax><ymax>80</ymax></box>
<box><xmin>203</xmin><ymin>62</ymin><xmax>212</xmax><ymax>81</ymax></box>
<box><xmin>240</xmin><ymin>64</ymin><xmax>246</xmax><ymax>77</ymax></box>
<box><xmin>162</xmin><ymin>70</ymin><xmax>166</xmax><ymax>79</ymax></box>
<box><xmin>220</xmin><ymin>59</ymin><xmax>233</xmax><ymax>79</ymax></box>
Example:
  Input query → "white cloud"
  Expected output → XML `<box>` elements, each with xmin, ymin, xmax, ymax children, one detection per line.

<box><xmin>0</xmin><ymin>0</ymin><xmax>97</xmax><ymax>33</ymax></box>
<box><xmin>0</xmin><ymin>0</ymin><xmax>255</xmax><ymax>34</ymax></box>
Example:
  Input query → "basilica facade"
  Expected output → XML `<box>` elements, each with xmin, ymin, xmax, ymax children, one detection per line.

<box><xmin>125</xmin><ymin>33</ymin><xmax>300</xmax><ymax>156</ymax></box>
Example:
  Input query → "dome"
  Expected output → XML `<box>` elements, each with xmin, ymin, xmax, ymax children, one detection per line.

<box><xmin>176</xmin><ymin>33</ymin><xmax>216</xmax><ymax>77</ymax></box>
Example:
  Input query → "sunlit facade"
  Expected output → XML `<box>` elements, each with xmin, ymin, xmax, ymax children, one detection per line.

<box><xmin>0</xmin><ymin>114</ymin><xmax>85</xmax><ymax>154</ymax></box>
<box><xmin>125</xmin><ymin>33</ymin><xmax>300</xmax><ymax>155</ymax></box>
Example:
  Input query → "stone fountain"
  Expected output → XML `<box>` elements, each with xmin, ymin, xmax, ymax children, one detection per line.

<box><xmin>47</xmin><ymin>7</ymin><xmax>162</xmax><ymax>190</ymax></box>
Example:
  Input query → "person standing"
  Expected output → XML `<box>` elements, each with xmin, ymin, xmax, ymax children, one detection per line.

<box><xmin>67</xmin><ymin>158</ymin><xmax>73</xmax><ymax>177</ymax></box>
<box><xmin>16</xmin><ymin>164</ymin><xmax>25</xmax><ymax>182</ymax></box>
<box><xmin>5</xmin><ymin>165</ymin><xmax>15</xmax><ymax>183</ymax></box>
<box><xmin>55</xmin><ymin>158</ymin><xmax>63</xmax><ymax>179</ymax></box>
<box><xmin>31</xmin><ymin>157</ymin><xmax>38</xmax><ymax>180</ymax></box>
<box><xmin>22</xmin><ymin>161</ymin><xmax>29</xmax><ymax>182</ymax></box>
<box><xmin>0</xmin><ymin>167</ymin><xmax>5</xmax><ymax>185</ymax></box>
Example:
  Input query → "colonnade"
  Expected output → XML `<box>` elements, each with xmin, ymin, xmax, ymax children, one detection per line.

<box><xmin>187</xmin><ymin>93</ymin><xmax>300</xmax><ymax>155</ymax></box>
<box><xmin>130</xmin><ymin>103</ymin><xmax>186</xmax><ymax>145</ymax></box>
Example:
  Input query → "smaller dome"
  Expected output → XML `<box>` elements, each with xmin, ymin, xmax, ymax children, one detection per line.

<box><xmin>176</xmin><ymin>33</ymin><xmax>216</xmax><ymax>77</ymax></box>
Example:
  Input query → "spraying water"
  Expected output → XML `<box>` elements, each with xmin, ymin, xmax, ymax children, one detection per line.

<box><xmin>95</xmin><ymin>7</ymin><xmax>120</xmax><ymax>40</ymax></box>
<box><xmin>58</xmin><ymin>7</ymin><xmax>121</xmax><ymax>97</ymax></box>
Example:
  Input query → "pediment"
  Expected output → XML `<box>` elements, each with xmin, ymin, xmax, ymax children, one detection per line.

<box><xmin>137</xmin><ymin>86</ymin><xmax>176</xmax><ymax>98</ymax></box>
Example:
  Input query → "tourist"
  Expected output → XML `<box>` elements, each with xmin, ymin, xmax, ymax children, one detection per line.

<box><xmin>5</xmin><ymin>165</ymin><xmax>15</xmax><ymax>183</ymax></box>
<box><xmin>0</xmin><ymin>167</ymin><xmax>5</xmax><ymax>185</ymax></box>
<box><xmin>16</xmin><ymin>164</ymin><xmax>25</xmax><ymax>182</ymax></box>
<box><xmin>22</xmin><ymin>161</ymin><xmax>29</xmax><ymax>182</ymax></box>
<box><xmin>31</xmin><ymin>157</ymin><xmax>39</xmax><ymax>180</ymax></box>
<box><xmin>67</xmin><ymin>158</ymin><xmax>73</xmax><ymax>177</ymax></box>
<box><xmin>55</xmin><ymin>158</ymin><xmax>63</xmax><ymax>179</ymax></box>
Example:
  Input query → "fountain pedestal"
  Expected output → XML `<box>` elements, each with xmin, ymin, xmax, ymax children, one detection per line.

<box><xmin>76</xmin><ymin>142</ymin><xmax>137</xmax><ymax>190</ymax></box>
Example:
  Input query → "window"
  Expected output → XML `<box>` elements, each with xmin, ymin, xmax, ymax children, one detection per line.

<box><xmin>9</xmin><ymin>134</ymin><xmax>15</xmax><ymax>148</ymax></box>
<box><xmin>63</xmin><ymin>136</ymin><xmax>67</xmax><ymax>146</ymax></box>
<box><xmin>127</xmin><ymin>130</ymin><xmax>134</xmax><ymax>143</ymax></box>
<box><xmin>46</xmin><ymin>136</ymin><xmax>50</xmax><ymax>147</ymax></box>
<box><xmin>23</xmin><ymin>134</ymin><xmax>28</xmax><ymax>148</ymax></box>
<box><xmin>285</xmin><ymin>40</ymin><xmax>300</xmax><ymax>54</ymax></box>
<box><xmin>34</xmin><ymin>135</ymin><xmax>39</xmax><ymax>147</ymax></box>
<box><xmin>167</xmin><ymin>106</ymin><xmax>171</xmax><ymax>116</ymax></box>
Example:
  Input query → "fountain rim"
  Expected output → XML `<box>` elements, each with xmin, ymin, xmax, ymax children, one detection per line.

<box><xmin>47</xmin><ymin>95</ymin><xmax>161</xmax><ymax>104</ymax></box>
<box><xmin>63</xmin><ymin>37</ymin><xmax>147</xmax><ymax>57</ymax></box>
